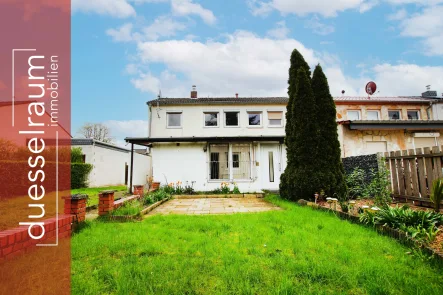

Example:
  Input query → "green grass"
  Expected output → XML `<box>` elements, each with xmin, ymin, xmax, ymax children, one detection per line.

<box><xmin>110</xmin><ymin>200</ymin><xmax>143</xmax><ymax>216</ymax></box>
<box><xmin>71</xmin><ymin>185</ymin><xmax>127</xmax><ymax>206</ymax></box>
<box><xmin>71</xmin><ymin>195</ymin><xmax>443</xmax><ymax>295</ymax></box>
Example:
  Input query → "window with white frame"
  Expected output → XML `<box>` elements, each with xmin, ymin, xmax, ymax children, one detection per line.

<box><xmin>225</xmin><ymin>112</ymin><xmax>239</xmax><ymax>126</ymax></box>
<box><xmin>347</xmin><ymin>110</ymin><xmax>361</xmax><ymax>120</ymax></box>
<box><xmin>407</xmin><ymin>110</ymin><xmax>420</xmax><ymax>120</ymax></box>
<box><xmin>247</xmin><ymin>112</ymin><xmax>262</xmax><ymax>126</ymax></box>
<box><xmin>366</xmin><ymin>110</ymin><xmax>380</xmax><ymax>120</ymax></box>
<box><xmin>167</xmin><ymin>112</ymin><xmax>182</xmax><ymax>127</ymax></box>
<box><xmin>208</xmin><ymin>144</ymin><xmax>251</xmax><ymax>180</ymax></box>
<box><xmin>268</xmin><ymin>111</ymin><xmax>283</xmax><ymax>126</ymax></box>
<box><xmin>388</xmin><ymin>110</ymin><xmax>401</xmax><ymax>120</ymax></box>
<box><xmin>204</xmin><ymin>112</ymin><xmax>218</xmax><ymax>127</ymax></box>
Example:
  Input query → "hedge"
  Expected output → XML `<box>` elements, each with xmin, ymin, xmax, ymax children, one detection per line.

<box><xmin>342</xmin><ymin>154</ymin><xmax>379</xmax><ymax>183</ymax></box>
<box><xmin>71</xmin><ymin>163</ymin><xmax>93</xmax><ymax>189</ymax></box>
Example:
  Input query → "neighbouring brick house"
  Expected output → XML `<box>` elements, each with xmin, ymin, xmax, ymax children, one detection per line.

<box><xmin>335</xmin><ymin>95</ymin><xmax>443</xmax><ymax>157</ymax></box>
<box><xmin>125</xmin><ymin>86</ymin><xmax>443</xmax><ymax>192</ymax></box>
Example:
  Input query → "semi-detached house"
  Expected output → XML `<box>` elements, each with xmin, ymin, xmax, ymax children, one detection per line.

<box><xmin>125</xmin><ymin>88</ymin><xmax>443</xmax><ymax>192</ymax></box>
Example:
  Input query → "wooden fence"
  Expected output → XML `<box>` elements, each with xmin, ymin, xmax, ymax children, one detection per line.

<box><xmin>383</xmin><ymin>146</ymin><xmax>443</xmax><ymax>204</ymax></box>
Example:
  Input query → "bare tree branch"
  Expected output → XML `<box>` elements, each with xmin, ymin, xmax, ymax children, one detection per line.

<box><xmin>77</xmin><ymin>123</ymin><xmax>113</xmax><ymax>143</ymax></box>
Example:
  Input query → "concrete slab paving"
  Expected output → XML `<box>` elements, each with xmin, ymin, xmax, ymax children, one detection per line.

<box><xmin>147</xmin><ymin>198</ymin><xmax>281</xmax><ymax>216</ymax></box>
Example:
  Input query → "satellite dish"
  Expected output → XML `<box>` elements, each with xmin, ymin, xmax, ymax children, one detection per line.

<box><xmin>365</xmin><ymin>81</ymin><xmax>377</xmax><ymax>96</ymax></box>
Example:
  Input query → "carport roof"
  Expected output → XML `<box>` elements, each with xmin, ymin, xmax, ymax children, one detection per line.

<box><xmin>125</xmin><ymin>136</ymin><xmax>285</xmax><ymax>146</ymax></box>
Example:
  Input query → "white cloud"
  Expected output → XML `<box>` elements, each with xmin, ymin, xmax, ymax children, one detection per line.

<box><xmin>125</xmin><ymin>63</ymin><xmax>139</xmax><ymax>75</ymax></box>
<box><xmin>131</xmin><ymin>72</ymin><xmax>161</xmax><ymax>93</ymax></box>
<box><xmin>171</xmin><ymin>0</ymin><xmax>216</xmax><ymax>24</ymax></box>
<box><xmin>249</xmin><ymin>0</ymin><xmax>376</xmax><ymax>17</ymax></box>
<box><xmin>385</xmin><ymin>0</ymin><xmax>443</xmax><ymax>5</ymax></box>
<box><xmin>266</xmin><ymin>21</ymin><xmax>290</xmax><ymax>39</ymax></box>
<box><xmin>143</xmin><ymin>16</ymin><xmax>187</xmax><ymax>40</ymax></box>
<box><xmin>72</xmin><ymin>0</ymin><xmax>136</xmax><ymax>18</ymax></box>
<box><xmin>106</xmin><ymin>23</ymin><xmax>135</xmax><ymax>42</ymax></box>
<box><xmin>387</xmin><ymin>8</ymin><xmax>407</xmax><ymax>21</ymax></box>
<box><xmin>104</xmin><ymin>120</ymin><xmax>148</xmax><ymax>147</ymax></box>
<box><xmin>399</xmin><ymin>5</ymin><xmax>443</xmax><ymax>55</ymax></box>
<box><xmin>127</xmin><ymin>30</ymin><xmax>443</xmax><ymax>98</ymax></box>
<box><xmin>305</xmin><ymin>16</ymin><xmax>335</xmax><ymax>35</ymax></box>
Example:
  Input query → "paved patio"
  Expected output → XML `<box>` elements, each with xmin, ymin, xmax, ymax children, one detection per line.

<box><xmin>147</xmin><ymin>198</ymin><xmax>281</xmax><ymax>215</ymax></box>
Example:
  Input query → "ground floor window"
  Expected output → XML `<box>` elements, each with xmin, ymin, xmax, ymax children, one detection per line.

<box><xmin>208</xmin><ymin>143</ymin><xmax>252</xmax><ymax>180</ymax></box>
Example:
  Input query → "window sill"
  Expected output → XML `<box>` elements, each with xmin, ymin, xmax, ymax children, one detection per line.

<box><xmin>203</xmin><ymin>126</ymin><xmax>219</xmax><ymax>128</ymax></box>
<box><xmin>267</xmin><ymin>125</ymin><xmax>283</xmax><ymax>128</ymax></box>
<box><xmin>247</xmin><ymin>126</ymin><xmax>263</xmax><ymax>128</ymax></box>
<box><xmin>207</xmin><ymin>179</ymin><xmax>254</xmax><ymax>183</ymax></box>
<box><xmin>224</xmin><ymin>125</ymin><xmax>240</xmax><ymax>128</ymax></box>
<box><xmin>166</xmin><ymin>126</ymin><xmax>182</xmax><ymax>129</ymax></box>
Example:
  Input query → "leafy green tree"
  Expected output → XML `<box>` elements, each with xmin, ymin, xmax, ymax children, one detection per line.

<box><xmin>311</xmin><ymin>64</ymin><xmax>347</xmax><ymax>198</ymax></box>
<box><xmin>282</xmin><ymin>68</ymin><xmax>321</xmax><ymax>200</ymax></box>
<box><xmin>280</xmin><ymin>49</ymin><xmax>312</xmax><ymax>198</ymax></box>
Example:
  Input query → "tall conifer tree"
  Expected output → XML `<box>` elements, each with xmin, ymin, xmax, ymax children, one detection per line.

<box><xmin>311</xmin><ymin>64</ymin><xmax>346</xmax><ymax>198</ymax></box>
<box><xmin>280</xmin><ymin>49</ymin><xmax>312</xmax><ymax>198</ymax></box>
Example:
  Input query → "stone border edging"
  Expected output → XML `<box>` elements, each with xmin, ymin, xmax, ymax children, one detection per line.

<box><xmin>297</xmin><ymin>199</ymin><xmax>443</xmax><ymax>262</ymax></box>
<box><xmin>105</xmin><ymin>198</ymin><xmax>170</xmax><ymax>222</ymax></box>
<box><xmin>174</xmin><ymin>193</ymin><xmax>264</xmax><ymax>199</ymax></box>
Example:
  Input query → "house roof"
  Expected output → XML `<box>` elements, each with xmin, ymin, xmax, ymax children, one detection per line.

<box><xmin>72</xmin><ymin>138</ymin><xmax>131</xmax><ymax>153</ymax></box>
<box><xmin>147</xmin><ymin>96</ymin><xmax>438</xmax><ymax>106</ymax></box>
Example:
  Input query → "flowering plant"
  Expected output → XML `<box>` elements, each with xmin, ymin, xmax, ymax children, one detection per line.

<box><xmin>220</xmin><ymin>182</ymin><xmax>230</xmax><ymax>194</ymax></box>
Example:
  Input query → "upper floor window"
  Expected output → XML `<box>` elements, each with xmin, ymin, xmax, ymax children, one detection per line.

<box><xmin>268</xmin><ymin>111</ymin><xmax>283</xmax><ymax>126</ymax></box>
<box><xmin>347</xmin><ymin>110</ymin><xmax>361</xmax><ymax>120</ymax></box>
<box><xmin>248</xmin><ymin>112</ymin><xmax>262</xmax><ymax>126</ymax></box>
<box><xmin>388</xmin><ymin>110</ymin><xmax>401</xmax><ymax>120</ymax></box>
<box><xmin>167</xmin><ymin>112</ymin><xmax>182</xmax><ymax>128</ymax></box>
<box><xmin>366</xmin><ymin>110</ymin><xmax>380</xmax><ymax>120</ymax></box>
<box><xmin>225</xmin><ymin>111</ymin><xmax>239</xmax><ymax>126</ymax></box>
<box><xmin>204</xmin><ymin>112</ymin><xmax>218</xmax><ymax>127</ymax></box>
<box><xmin>407</xmin><ymin>110</ymin><xmax>420</xmax><ymax>120</ymax></box>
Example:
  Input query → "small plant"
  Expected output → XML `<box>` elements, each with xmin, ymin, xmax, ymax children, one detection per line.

<box><xmin>430</xmin><ymin>178</ymin><xmax>443</xmax><ymax>212</ymax></box>
<box><xmin>339</xmin><ymin>201</ymin><xmax>349</xmax><ymax>213</ymax></box>
<box><xmin>232</xmin><ymin>182</ymin><xmax>240</xmax><ymax>194</ymax></box>
<box><xmin>366</xmin><ymin>166</ymin><xmax>391</xmax><ymax>206</ymax></box>
<box><xmin>183</xmin><ymin>181</ymin><xmax>196</xmax><ymax>195</ymax></box>
<box><xmin>220</xmin><ymin>182</ymin><xmax>230</xmax><ymax>194</ymax></box>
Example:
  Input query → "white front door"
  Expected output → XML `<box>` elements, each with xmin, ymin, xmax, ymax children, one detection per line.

<box><xmin>260</xmin><ymin>144</ymin><xmax>281</xmax><ymax>190</ymax></box>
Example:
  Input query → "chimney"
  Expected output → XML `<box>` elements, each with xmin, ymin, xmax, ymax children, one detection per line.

<box><xmin>235</xmin><ymin>93</ymin><xmax>238</xmax><ymax>98</ymax></box>
<box><xmin>191</xmin><ymin>85</ymin><xmax>197</xmax><ymax>99</ymax></box>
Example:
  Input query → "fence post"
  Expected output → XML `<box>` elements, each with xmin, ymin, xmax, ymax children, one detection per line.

<box><xmin>98</xmin><ymin>190</ymin><xmax>115</xmax><ymax>216</ymax></box>
<box><xmin>402</xmin><ymin>150</ymin><xmax>412</xmax><ymax>196</ymax></box>
<box><xmin>389</xmin><ymin>151</ymin><xmax>399</xmax><ymax>195</ymax></box>
<box><xmin>63</xmin><ymin>194</ymin><xmax>88</xmax><ymax>222</ymax></box>
<box><xmin>416</xmin><ymin>148</ymin><xmax>428</xmax><ymax>198</ymax></box>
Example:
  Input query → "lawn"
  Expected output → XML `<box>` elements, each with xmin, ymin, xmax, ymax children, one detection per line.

<box><xmin>71</xmin><ymin>195</ymin><xmax>443</xmax><ymax>295</ymax></box>
<box><xmin>71</xmin><ymin>185</ymin><xmax>127</xmax><ymax>206</ymax></box>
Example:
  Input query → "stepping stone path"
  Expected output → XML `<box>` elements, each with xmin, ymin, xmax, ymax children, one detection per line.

<box><xmin>147</xmin><ymin>198</ymin><xmax>281</xmax><ymax>215</ymax></box>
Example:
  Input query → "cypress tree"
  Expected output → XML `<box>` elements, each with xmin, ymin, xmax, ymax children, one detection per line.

<box><xmin>311</xmin><ymin>64</ymin><xmax>347</xmax><ymax>198</ymax></box>
<box><xmin>283</xmin><ymin>68</ymin><xmax>321</xmax><ymax>200</ymax></box>
<box><xmin>280</xmin><ymin>49</ymin><xmax>311</xmax><ymax>198</ymax></box>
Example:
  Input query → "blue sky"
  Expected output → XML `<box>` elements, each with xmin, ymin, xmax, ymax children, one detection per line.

<box><xmin>72</xmin><ymin>0</ymin><xmax>443</xmax><ymax>145</ymax></box>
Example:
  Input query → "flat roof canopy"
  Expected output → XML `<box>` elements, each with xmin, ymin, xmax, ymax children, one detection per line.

<box><xmin>339</xmin><ymin>120</ymin><xmax>443</xmax><ymax>131</ymax></box>
<box><xmin>125</xmin><ymin>136</ymin><xmax>285</xmax><ymax>147</ymax></box>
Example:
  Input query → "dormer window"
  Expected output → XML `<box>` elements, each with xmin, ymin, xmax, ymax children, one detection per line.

<box><xmin>347</xmin><ymin>110</ymin><xmax>361</xmax><ymax>120</ymax></box>
<box><xmin>247</xmin><ymin>112</ymin><xmax>262</xmax><ymax>126</ymax></box>
<box><xmin>388</xmin><ymin>110</ymin><xmax>401</xmax><ymax>120</ymax></box>
<box><xmin>204</xmin><ymin>112</ymin><xmax>218</xmax><ymax>127</ymax></box>
<box><xmin>225</xmin><ymin>112</ymin><xmax>239</xmax><ymax>126</ymax></box>
<box><xmin>167</xmin><ymin>112</ymin><xmax>182</xmax><ymax>128</ymax></box>
<box><xmin>407</xmin><ymin>110</ymin><xmax>420</xmax><ymax>120</ymax></box>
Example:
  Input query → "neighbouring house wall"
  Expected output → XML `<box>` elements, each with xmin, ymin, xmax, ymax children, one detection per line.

<box><xmin>72</xmin><ymin>144</ymin><xmax>152</xmax><ymax>187</ymax></box>
<box><xmin>336</xmin><ymin>104</ymin><xmax>431</xmax><ymax>120</ymax></box>
<box><xmin>339</xmin><ymin>126</ymin><xmax>443</xmax><ymax>157</ymax></box>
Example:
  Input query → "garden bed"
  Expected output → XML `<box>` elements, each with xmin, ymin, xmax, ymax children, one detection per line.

<box><xmin>300</xmin><ymin>199</ymin><xmax>443</xmax><ymax>260</ymax></box>
<box><xmin>174</xmin><ymin>193</ymin><xmax>264</xmax><ymax>199</ymax></box>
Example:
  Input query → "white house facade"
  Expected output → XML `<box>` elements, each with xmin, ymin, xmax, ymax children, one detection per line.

<box><xmin>125</xmin><ymin>88</ymin><xmax>443</xmax><ymax>193</ymax></box>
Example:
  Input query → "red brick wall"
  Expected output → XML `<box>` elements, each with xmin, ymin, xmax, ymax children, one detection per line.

<box><xmin>0</xmin><ymin>214</ymin><xmax>74</xmax><ymax>261</ymax></box>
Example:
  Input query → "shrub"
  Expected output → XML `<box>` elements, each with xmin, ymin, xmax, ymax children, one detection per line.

<box><xmin>71</xmin><ymin>163</ymin><xmax>93</xmax><ymax>189</ymax></box>
<box><xmin>366</xmin><ymin>166</ymin><xmax>391</xmax><ymax>206</ymax></box>
<box><xmin>346</xmin><ymin>168</ymin><xmax>367</xmax><ymax>198</ymax></box>
<box><xmin>71</xmin><ymin>147</ymin><xmax>84</xmax><ymax>163</ymax></box>
<box><xmin>430</xmin><ymin>178</ymin><xmax>443</xmax><ymax>212</ymax></box>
